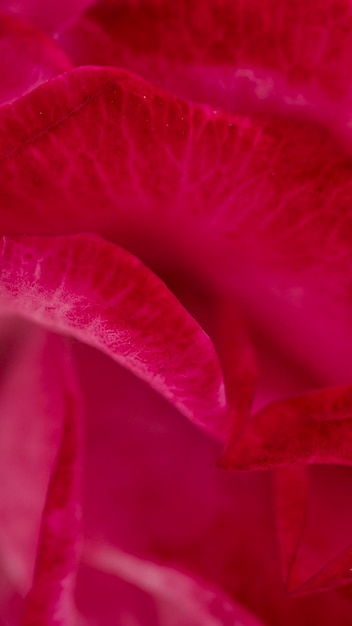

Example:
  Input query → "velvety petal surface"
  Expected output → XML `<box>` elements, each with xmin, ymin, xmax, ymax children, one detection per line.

<box><xmin>275</xmin><ymin>465</ymin><xmax>352</xmax><ymax>595</ymax></box>
<box><xmin>72</xmin><ymin>339</ymin><xmax>352</xmax><ymax>626</ymax></box>
<box><xmin>221</xmin><ymin>385</ymin><xmax>352</xmax><ymax>470</ymax></box>
<box><xmin>0</xmin><ymin>233</ymin><xmax>228</xmax><ymax>435</ymax></box>
<box><xmin>57</xmin><ymin>0</ymin><xmax>352</xmax><ymax>136</ymax></box>
<box><xmin>1</xmin><ymin>66</ymin><xmax>352</xmax><ymax>392</ymax></box>
<box><xmin>0</xmin><ymin>13</ymin><xmax>71</xmax><ymax>104</ymax></box>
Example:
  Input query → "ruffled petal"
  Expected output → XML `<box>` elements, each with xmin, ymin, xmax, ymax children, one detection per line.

<box><xmin>0</xmin><ymin>13</ymin><xmax>71</xmax><ymax>105</ymax></box>
<box><xmin>0</xmin><ymin>233</ymin><xmax>228</xmax><ymax>435</ymax></box>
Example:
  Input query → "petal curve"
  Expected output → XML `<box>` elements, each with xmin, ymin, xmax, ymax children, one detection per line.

<box><xmin>0</xmin><ymin>233</ymin><xmax>228</xmax><ymax>435</ymax></box>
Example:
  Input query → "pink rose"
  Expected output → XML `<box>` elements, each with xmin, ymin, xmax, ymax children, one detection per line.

<box><xmin>1</xmin><ymin>1</ymin><xmax>352</xmax><ymax>625</ymax></box>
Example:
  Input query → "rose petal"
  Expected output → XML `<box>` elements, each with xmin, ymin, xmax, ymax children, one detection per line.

<box><xmin>274</xmin><ymin>466</ymin><xmax>310</xmax><ymax>588</ymax></box>
<box><xmin>0</xmin><ymin>233</ymin><xmax>228</xmax><ymax>435</ymax></box>
<box><xmin>274</xmin><ymin>465</ymin><xmax>352</xmax><ymax>594</ymax></box>
<box><xmin>1</xmin><ymin>66</ymin><xmax>352</xmax><ymax>392</ymax></box>
<box><xmin>21</xmin><ymin>337</ymin><xmax>82</xmax><ymax>626</ymax></box>
<box><xmin>74</xmin><ymin>339</ymin><xmax>352</xmax><ymax>626</ymax></box>
<box><xmin>57</xmin><ymin>0</ymin><xmax>352</xmax><ymax>134</ymax></box>
<box><xmin>201</xmin><ymin>297</ymin><xmax>258</xmax><ymax>432</ymax></box>
<box><xmin>164</xmin><ymin>281</ymin><xmax>258</xmax><ymax>432</ymax></box>
<box><xmin>81</xmin><ymin>542</ymin><xmax>265</xmax><ymax>626</ymax></box>
<box><xmin>0</xmin><ymin>13</ymin><xmax>71</xmax><ymax>105</ymax></box>
<box><xmin>220</xmin><ymin>385</ymin><xmax>352</xmax><ymax>470</ymax></box>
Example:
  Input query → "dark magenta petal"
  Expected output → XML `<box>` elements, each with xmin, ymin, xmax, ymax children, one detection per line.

<box><xmin>21</xmin><ymin>338</ymin><xmax>82</xmax><ymax>626</ymax></box>
<box><xmin>220</xmin><ymin>385</ymin><xmax>352</xmax><ymax>470</ymax></box>
<box><xmin>0</xmin><ymin>233</ymin><xmax>228</xmax><ymax>435</ymax></box>
<box><xmin>81</xmin><ymin>543</ymin><xmax>265</xmax><ymax>626</ymax></box>
<box><xmin>0</xmin><ymin>13</ymin><xmax>71</xmax><ymax>104</ymax></box>
<box><xmin>196</xmin><ymin>296</ymin><xmax>258</xmax><ymax>434</ymax></box>
<box><xmin>275</xmin><ymin>465</ymin><xmax>352</xmax><ymax>595</ymax></box>
<box><xmin>274</xmin><ymin>466</ymin><xmax>310</xmax><ymax>590</ymax></box>
<box><xmin>57</xmin><ymin>0</ymin><xmax>352</xmax><ymax>133</ymax></box>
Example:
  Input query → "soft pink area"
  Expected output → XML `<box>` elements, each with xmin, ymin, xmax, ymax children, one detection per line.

<box><xmin>0</xmin><ymin>13</ymin><xmax>71</xmax><ymax>104</ymax></box>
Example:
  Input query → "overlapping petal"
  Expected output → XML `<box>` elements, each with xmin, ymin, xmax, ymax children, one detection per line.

<box><xmin>1</xmin><ymin>66</ymin><xmax>352</xmax><ymax>390</ymax></box>
<box><xmin>221</xmin><ymin>384</ymin><xmax>352</xmax><ymax>470</ymax></box>
<box><xmin>72</xmin><ymin>340</ymin><xmax>352</xmax><ymax>626</ymax></box>
<box><xmin>220</xmin><ymin>385</ymin><xmax>352</xmax><ymax>594</ymax></box>
<box><xmin>0</xmin><ymin>233</ymin><xmax>229</xmax><ymax>435</ymax></box>
<box><xmin>1</xmin><ymin>1</ymin><xmax>352</xmax><ymax>622</ymax></box>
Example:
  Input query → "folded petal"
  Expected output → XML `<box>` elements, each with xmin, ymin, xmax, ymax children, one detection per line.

<box><xmin>0</xmin><ymin>13</ymin><xmax>71</xmax><ymax>105</ymax></box>
<box><xmin>221</xmin><ymin>385</ymin><xmax>352</xmax><ymax>470</ymax></box>
<box><xmin>0</xmin><ymin>233</ymin><xmax>228</xmax><ymax>435</ymax></box>
<box><xmin>21</xmin><ymin>338</ymin><xmax>82</xmax><ymax>626</ymax></box>
<box><xmin>57</xmin><ymin>0</ymin><xmax>352</xmax><ymax>133</ymax></box>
